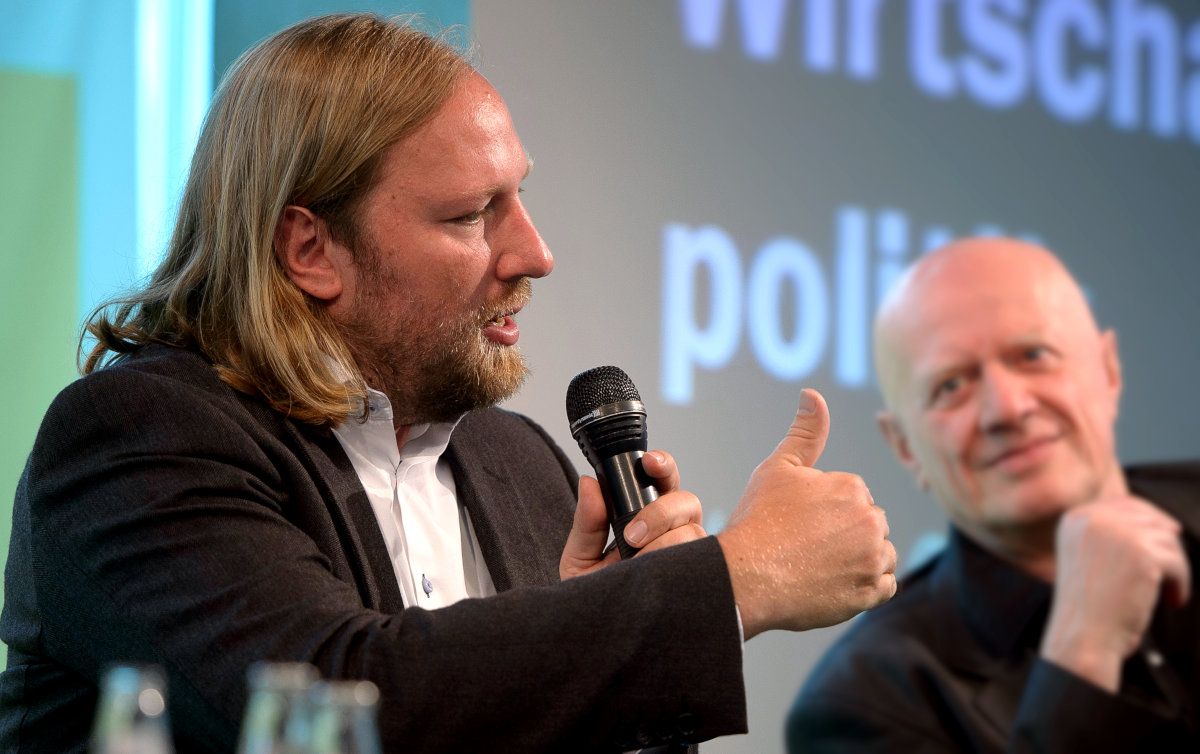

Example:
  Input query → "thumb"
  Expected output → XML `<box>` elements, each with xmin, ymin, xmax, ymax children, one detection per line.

<box><xmin>773</xmin><ymin>388</ymin><xmax>830</xmax><ymax>467</ymax></box>
<box><xmin>560</xmin><ymin>476</ymin><xmax>611</xmax><ymax>578</ymax></box>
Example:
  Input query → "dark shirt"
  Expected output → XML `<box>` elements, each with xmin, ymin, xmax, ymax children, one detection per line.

<box><xmin>787</xmin><ymin>462</ymin><xmax>1200</xmax><ymax>753</ymax></box>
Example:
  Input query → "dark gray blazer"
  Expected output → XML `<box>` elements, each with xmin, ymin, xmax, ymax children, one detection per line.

<box><xmin>1</xmin><ymin>345</ymin><xmax>746</xmax><ymax>752</ymax></box>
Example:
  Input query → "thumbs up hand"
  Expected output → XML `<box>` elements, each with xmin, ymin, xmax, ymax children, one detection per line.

<box><xmin>717</xmin><ymin>389</ymin><xmax>898</xmax><ymax>639</ymax></box>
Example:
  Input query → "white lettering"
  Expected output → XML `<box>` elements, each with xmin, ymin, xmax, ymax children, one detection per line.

<box><xmin>912</xmin><ymin>0</ymin><xmax>959</xmax><ymax>99</ymax></box>
<box><xmin>660</xmin><ymin>208</ymin><xmax>1043</xmax><ymax>403</ymax></box>
<box><xmin>749</xmin><ymin>237</ymin><xmax>830</xmax><ymax>381</ymax></box>
<box><xmin>1035</xmin><ymin>0</ymin><xmax>1107</xmax><ymax>123</ymax></box>
<box><xmin>960</xmin><ymin>0</ymin><xmax>1030</xmax><ymax>108</ymax></box>
<box><xmin>679</xmin><ymin>0</ymin><xmax>1200</xmax><ymax>148</ymax></box>
<box><xmin>661</xmin><ymin>224</ymin><xmax>743</xmax><ymax>404</ymax></box>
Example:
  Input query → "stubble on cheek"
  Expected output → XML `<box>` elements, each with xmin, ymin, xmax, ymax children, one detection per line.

<box><xmin>338</xmin><ymin>278</ymin><xmax>532</xmax><ymax>424</ymax></box>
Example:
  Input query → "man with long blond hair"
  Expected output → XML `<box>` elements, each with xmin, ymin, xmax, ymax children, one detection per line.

<box><xmin>2</xmin><ymin>14</ymin><xmax>897</xmax><ymax>752</ymax></box>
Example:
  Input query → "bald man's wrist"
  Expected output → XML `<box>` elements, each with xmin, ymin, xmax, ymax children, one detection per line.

<box><xmin>1040</xmin><ymin>634</ymin><xmax>1123</xmax><ymax>694</ymax></box>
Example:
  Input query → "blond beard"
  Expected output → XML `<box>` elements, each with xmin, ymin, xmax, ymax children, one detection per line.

<box><xmin>339</xmin><ymin>278</ymin><xmax>532</xmax><ymax>424</ymax></box>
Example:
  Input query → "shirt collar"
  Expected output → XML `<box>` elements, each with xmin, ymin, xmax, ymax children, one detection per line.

<box><xmin>942</xmin><ymin>527</ymin><xmax>1053</xmax><ymax>659</ymax></box>
<box><xmin>352</xmin><ymin>384</ymin><xmax>462</xmax><ymax>463</ymax></box>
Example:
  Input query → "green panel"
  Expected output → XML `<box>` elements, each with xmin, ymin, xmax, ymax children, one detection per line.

<box><xmin>0</xmin><ymin>68</ymin><xmax>80</xmax><ymax>667</ymax></box>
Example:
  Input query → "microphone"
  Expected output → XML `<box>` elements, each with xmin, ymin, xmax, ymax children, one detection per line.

<box><xmin>566</xmin><ymin>366</ymin><xmax>659</xmax><ymax>560</ymax></box>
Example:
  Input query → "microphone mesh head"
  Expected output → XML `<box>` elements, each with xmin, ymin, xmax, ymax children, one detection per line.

<box><xmin>565</xmin><ymin>366</ymin><xmax>642</xmax><ymax>425</ymax></box>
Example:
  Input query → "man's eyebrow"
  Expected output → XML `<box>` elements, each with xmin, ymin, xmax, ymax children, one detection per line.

<box><xmin>434</xmin><ymin>157</ymin><xmax>536</xmax><ymax>208</ymax></box>
<box><xmin>479</xmin><ymin>158</ymin><xmax>534</xmax><ymax>199</ymax></box>
<box><xmin>913</xmin><ymin>354</ymin><xmax>973</xmax><ymax>386</ymax></box>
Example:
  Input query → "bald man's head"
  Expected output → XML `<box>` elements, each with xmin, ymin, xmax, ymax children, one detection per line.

<box><xmin>871</xmin><ymin>238</ymin><xmax>1126</xmax><ymax>560</ymax></box>
<box><xmin>875</xmin><ymin>238</ymin><xmax>1099</xmax><ymax>411</ymax></box>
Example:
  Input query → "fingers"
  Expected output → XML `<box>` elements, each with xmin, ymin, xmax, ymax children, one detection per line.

<box><xmin>773</xmin><ymin>388</ymin><xmax>831</xmax><ymax>468</ymax></box>
<box><xmin>636</xmin><ymin>522</ymin><xmax>709</xmax><ymax>555</ymax></box>
<box><xmin>640</xmin><ymin>449</ymin><xmax>680</xmax><ymax>494</ymax></box>
<box><xmin>878</xmin><ymin>572</ymin><xmax>899</xmax><ymax>602</ymax></box>
<box><xmin>1156</xmin><ymin>532</ymin><xmax>1192</xmax><ymax>608</ymax></box>
<box><xmin>883</xmin><ymin>537</ymin><xmax>898</xmax><ymax>576</ymax></box>
<box><xmin>1080</xmin><ymin>496</ymin><xmax>1190</xmax><ymax>608</ymax></box>
<box><xmin>623</xmin><ymin>489</ymin><xmax>703</xmax><ymax>550</ymax></box>
<box><xmin>559</xmin><ymin>476</ymin><xmax>613</xmax><ymax>579</ymax></box>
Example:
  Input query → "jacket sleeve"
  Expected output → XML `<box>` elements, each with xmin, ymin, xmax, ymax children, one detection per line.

<box><xmin>22</xmin><ymin>365</ymin><xmax>747</xmax><ymax>753</ymax></box>
<box><xmin>1011</xmin><ymin>658</ymin><xmax>1196</xmax><ymax>752</ymax></box>
<box><xmin>788</xmin><ymin>692</ymin><xmax>964</xmax><ymax>753</ymax></box>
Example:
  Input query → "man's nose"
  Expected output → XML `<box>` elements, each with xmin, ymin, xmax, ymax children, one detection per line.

<box><xmin>495</xmin><ymin>199</ymin><xmax>554</xmax><ymax>281</ymax></box>
<box><xmin>978</xmin><ymin>363</ymin><xmax>1036</xmax><ymax>430</ymax></box>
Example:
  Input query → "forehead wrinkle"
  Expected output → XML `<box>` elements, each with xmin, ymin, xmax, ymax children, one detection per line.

<box><xmin>382</xmin><ymin>114</ymin><xmax>529</xmax><ymax>214</ymax></box>
<box><xmin>429</xmin><ymin>155</ymin><xmax>532</xmax><ymax>209</ymax></box>
<box><xmin>873</xmin><ymin>238</ymin><xmax>1100</xmax><ymax>412</ymax></box>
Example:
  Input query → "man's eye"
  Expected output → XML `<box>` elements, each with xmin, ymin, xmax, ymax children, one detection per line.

<box><xmin>931</xmin><ymin>376</ymin><xmax>962</xmax><ymax>404</ymax></box>
<box><xmin>453</xmin><ymin>209</ymin><xmax>485</xmax><ymax>225</ymax></box>
<box><xmin>1023</xmin><ymin>346</ymin><xmax>1046</xmax><ymax>361</ymax></box>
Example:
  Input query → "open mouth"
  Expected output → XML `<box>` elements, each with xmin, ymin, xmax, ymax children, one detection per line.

<box><xmin>483</xmin><ymin>298</ymin><xmax>526</xmax><ymax>326</ymax></box>
<box><xmin>486</xmin><ymin>311</ymin><xmax>513</xmax><ymax>326</ymax></box>
<box><xmin>481</xmin><ymin>307</ymin><xmax>522</xmax><ymax>346</ymax></box>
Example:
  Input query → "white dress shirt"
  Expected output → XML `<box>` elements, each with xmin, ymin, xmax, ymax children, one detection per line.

<box><xmin>331</xmin><ymin>387</ymin><xmax>495</xmax><ymax>608</ymax></box>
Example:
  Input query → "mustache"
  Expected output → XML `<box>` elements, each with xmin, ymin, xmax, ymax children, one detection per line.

<box><xmin>477</xmin><ymin>277</ymin><xmax>533</xmax><ymax>323</ymax></box>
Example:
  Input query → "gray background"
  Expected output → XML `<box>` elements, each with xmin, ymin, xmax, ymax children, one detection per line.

<box><xmin>474</xmin><ymin>3</ymin><xmax>1200</xmax><ymax>751</ymax></box>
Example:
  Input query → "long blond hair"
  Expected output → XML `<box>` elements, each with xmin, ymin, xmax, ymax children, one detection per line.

<box><xmin>83</xmin><ymin>14</ymin><xmax>469</xmax><ymax>425</ymax></box>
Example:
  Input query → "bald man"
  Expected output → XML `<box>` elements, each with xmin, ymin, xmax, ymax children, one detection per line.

<box><xmin>787</xmin><ymin>239</ymin><xmax>1199</xmax><ymax>752</ymax></box>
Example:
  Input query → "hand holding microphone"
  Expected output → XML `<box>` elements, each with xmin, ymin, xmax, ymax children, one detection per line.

<box><xmin>559</xmin><ymin>368</ymin><xmax>898</xmax><ymax>640</ymax></box>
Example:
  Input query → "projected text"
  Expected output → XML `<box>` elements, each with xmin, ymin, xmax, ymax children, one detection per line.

<box><xmin>682</xmin><ymin>0</ymin><xmax>1200</xmax><ymax>144</ymax></box>
<box><xmin>661</xmin><ymin>205</ymin><xmax>1040</xmax><ymax>404</ymax></box>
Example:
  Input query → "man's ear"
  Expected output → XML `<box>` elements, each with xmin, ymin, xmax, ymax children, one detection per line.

<box><xmin>877</xmin><ymin>410</ymin><xmax>928</xmax><ymax>491</ymax></box>
<box><xmin>1100</xmin><ymin>328</ymin><xmax>1123</xmax><ymax>397</ymax></box>
<box><xmin>274</xmin><ymin>205</ymin><xmax>345</xmax><ymax>302</ymax></box>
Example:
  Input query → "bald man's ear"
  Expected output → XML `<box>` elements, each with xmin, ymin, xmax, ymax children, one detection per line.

<box><xmin>274</xmin><ymin>205</ymin><xmax>345</xmax><ymax>302</ymax></box>
<box><xmin>1100</xmin><ymin>328</ymin><xmax>1122</xmax><ymax>395</ymax></box>
<box><xmin>877</xmin><ymin>410</ymin><xmax>929</xmax><ymax>491</ymax></box>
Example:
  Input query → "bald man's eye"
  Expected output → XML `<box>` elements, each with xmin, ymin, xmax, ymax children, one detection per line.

<box><xmin>930</xmin><ymin>375</ymin><xmax>964</xmax><ymax>406</ymax></box>
<box><xmin>1017</xmin><ymin>345</ymin><xmax>1059</xmax><ymax>371</ymax></box>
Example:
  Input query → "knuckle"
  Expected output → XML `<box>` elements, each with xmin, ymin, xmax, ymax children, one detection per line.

<box><xmin>870</xmin><ymin>506</ymin><xmax>887</xmax><ymax>532</ymax></box>
<box><xmin>848</xmin><ymin>474</ymin><xmax>869</xmax><ymax>495</ymax></box>
<box><xmin>786</xmin><ymin>424</ymin><xmax>821</xmax><ymax>443</ymax></box>
<box><xmin>874</xmin><ymin>548</ymin><xmax>890</xmax><ymax>575</ymax></box>
<box><xmin>826</xmin><ymin>470</ymin><xmax>852</xmax><ymax>486</ymax></box>
<box><xmin>883</xmin><ymin>574</ymin><xmax>898</xmax><ymax>600</ymax></box>
<box><xmin>834</xmin><ymin>473</ymin><xmax>871</xmax><ymax>501</ymax></box>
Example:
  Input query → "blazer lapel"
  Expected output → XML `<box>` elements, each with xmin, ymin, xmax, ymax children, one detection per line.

<box><xmin>289</xmin><ymin>423</ymin><xmax>406</xmax><ymax>614</ymax></box>
<box><xmin>927</xmin><ymin>532</ymin><xmax>1038</xmax><ymax>748</ymax></box>
<box><xmin>446</xmin><ymin>420</ymin><xmax>562</xmax><ymax>593</ymax></box>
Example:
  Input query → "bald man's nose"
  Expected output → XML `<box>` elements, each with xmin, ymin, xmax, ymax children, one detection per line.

<box><xmin>978</xmin><ymin>364</ymin><xmax>1036</xmax><ymax>430</ymax></box>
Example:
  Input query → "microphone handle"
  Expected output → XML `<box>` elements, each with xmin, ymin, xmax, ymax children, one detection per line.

<box><xmin>597</xmin><ymin>450</ymin><xmax>660</xmax><ymax>560</ymax></box>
